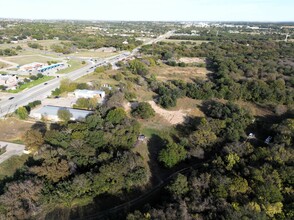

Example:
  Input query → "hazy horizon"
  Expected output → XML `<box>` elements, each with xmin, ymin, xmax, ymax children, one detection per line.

<box><xmin>0</xmin><ymin>0</ymin><xmax>293</xmax><ymax>22</ymax></box>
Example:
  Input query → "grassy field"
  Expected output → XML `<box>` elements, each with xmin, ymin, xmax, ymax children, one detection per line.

<box><xmin>3</xmin><ymin>55</ymin><xmax>59</xmax><ymax>66</ymax></box>
<box><xmin>0</xmin><ymin>39</ymin><xmax>65</xmax><ymax>50</ymax></box>
<box><xmin>0</xmin><ymin>61</ymin><xmax>9</xmax><ymax>69</ymax></box>
<box><xmin>57</xmin><ymin>60</ymin><xmax>87</xmax><ymax>74</ymax></box>
<box><xmin>8</xmin><ymin>76</ymin><xmax>54</xmax><ymax>93</ymax></box>
<box><xmin>0</xmin><ymin>118</ymin><xmax>33</xmax><ymax>142</ymax></box>
<box><xmin>140</xmin><ymin>113</ymin><xmax>174</xmax><ymax>135</ymax></box>
<box><xmin>76</xmin><ymin>70</ymin><xmax>119</xmax><ymax>85</ymax></box>
<box><xmin>236</xmin><ymin>100</ymin><xmax>275</xmax><ymax>117</ymax></box>
<box><xmin>0</xmin><ymin>155</ymin><xmax>29</xmax><ymax>180</ymax></box>
<box><xmin>69</xmin><ymin>50</ymin><xmax>118</xmax><ymax>58</ymax></box>
<box><xmin>169</xmin><ymin>97</ymin><xmax>205</xmax><ymax>117</ymax></box>
<box><xmin>18</xmin><ymin>50</ymin><xmax>61</xmax><ymax>58</ymax></box>
<box><xmin>150</xmin><ymin>64</ymin><xmax>208</xmax><ymax>83</ymax></box>
<box><xmin>36</xmin><ymin>40</ymin><xmax>70</xmax><ymax>50</ymax></box>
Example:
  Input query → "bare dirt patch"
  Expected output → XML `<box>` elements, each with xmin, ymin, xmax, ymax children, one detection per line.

<box><xmin>148</xmin><ymin>101</ymin><xmax>189</xmax><ymax>125</ymax></box>
<box><xmin>179</xmin><ymin>57</ymin><xmax>205</xmax><ymax>64</ymax></box>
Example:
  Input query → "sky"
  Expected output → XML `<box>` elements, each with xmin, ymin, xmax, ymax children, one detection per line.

<box><xmin>0</xmin><ymin>0</ymin><xmax>293</xmax><ymax>21</ymax></box>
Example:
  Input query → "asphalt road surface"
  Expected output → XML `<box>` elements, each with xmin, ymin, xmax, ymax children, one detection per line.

<box><xmin>0</xmin><ymin>141</ymin><xmax>25</xmax><ymax>164</ymax></box>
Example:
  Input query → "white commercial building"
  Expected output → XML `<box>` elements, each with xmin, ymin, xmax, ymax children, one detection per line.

<box><xmin>31</xmin><ymin>105</ymin><xmax>92</xmax><ymax>122</ymax></box>
<box><xmin>74</xmin><ymin>89</ymin><xmax>106</xmax><ymax>99</ymax></box>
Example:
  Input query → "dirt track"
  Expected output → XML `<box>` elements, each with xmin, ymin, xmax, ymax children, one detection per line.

<box><xmin>148</xmin><ymin>101</ymin><xmax>188</xmax><ymax>125</ymax></box>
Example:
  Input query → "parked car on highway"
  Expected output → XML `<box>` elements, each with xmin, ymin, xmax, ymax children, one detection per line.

<box><xmin>8</xmin><ymin>97</ymin><xmax>14</xmax><ymax>100</ymax></box>
<box><xmin>44</xmin><ymin>83</ymin><xmax>48</xmax><ymax>85</ymax></box>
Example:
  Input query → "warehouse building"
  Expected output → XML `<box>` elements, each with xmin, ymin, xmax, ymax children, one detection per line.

<box><xmin>74</xmin><ymin>89</ymin><xmax>106</xmax><ymax>100</ymax></box>
<box><xmin>38</xmin><ymin>63</ymin><xmax>65</xmax><ymax>73</ymax></box>
<box><xmin>31</xmin><ymin>105</ymin><xmax>92</xmax><ymax>122</ymax></box>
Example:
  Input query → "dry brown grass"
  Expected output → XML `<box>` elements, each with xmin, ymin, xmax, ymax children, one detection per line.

<box><xmin>0</xmin><ymin>61</ymin><xmax>9</xmax><ymax>69</ymax></box>
<box><xmin>69</xmin><ymin>50</ymin><xmax>118</xmax><ymax>58</ymax></box>
<box><xmin>0</xmin><ymin>118</ymin><xmax>33</xmax><ymax>142</ymax></box>
<box><xmin>150</xmin><ymin>64</ymin><xmax>208</xmax><ymax>83</ymax></box>
<box><xmin>236</xmin><ymin>101</ymin><xmax>275</xmax><ymax>117</ymax></box>
<box><xmin>75</xmin><ymin>70</ymin><xmax>119</xmax><ymax>86</ymax></box>
<box><xmin>179</xmin><ymin>57</ymin><xmax>205</xmax><ymax>64</ymax></box>
<box><xmin>170</xmin><ymin>97</ymin><xmax>205</xmax><ymax>117</ymax></box>
<box><xmin>133</xmin><ymin>86</ymin><xmax>155</xmax><ymax>102</ymax></box>
<box><xmin>3</xmin><ymin>55</ymin><xmax>59</xmax><ymax>66</ymax></box>
<box><xmin>140</xmin><ymin>114</ymin><xmax>173</xmax><ymax>132</ymax></box>
<box><xmin>132</xmin><ymin>141</ymin><xmax>150</xmax><ymax>175</ymax></box>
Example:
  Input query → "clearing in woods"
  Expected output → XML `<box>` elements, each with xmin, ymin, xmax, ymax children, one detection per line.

<box><xmin>148</xmin><ymin>101</ymin><xmax>190</xmax><ymax>125</ymax></box>
<box><xmin>150</xmin><ymin>64</ymin><xmax>209</xmax><ymax>82</ymax></box>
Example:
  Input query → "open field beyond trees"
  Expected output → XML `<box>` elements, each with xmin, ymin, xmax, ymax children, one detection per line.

<box><xmin>150</xmin><ymin>64</ymin><xmax>209</xmax><ymax>82</ymax></box>
<box><xmin>57</xmin><ymin>60</ymin><xmax>86</xmax><ymax>74</ymax></box>
<box><xmin>69</xmin><ymin>50</ymin><xmax>118</xmax><ymax>58</ymax></box>
<box><xmin>2</xmin><ymin>55</ymin><xmax>59</xmax><ymax>66</ymax></box>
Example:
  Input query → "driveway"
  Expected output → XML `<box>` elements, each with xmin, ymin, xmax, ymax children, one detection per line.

<box><xmin>0</xmin><ymin>141</ymin><xmax>25</xmax><ymax>164</ymax></box>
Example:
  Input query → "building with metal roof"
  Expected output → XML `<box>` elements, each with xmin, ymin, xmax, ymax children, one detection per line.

<box><xmin>74</xmin><ymin>89</ymin><xmax>106</xmax><ymax>99</ymax></box>
<box><xmin>38</xmin><ymin>63</ymin><xmax>65</xmax><ymax>73</ymax></box>
<box><xmin>30</xmin><ymin>105</ymin><xmax>92</xmax><ymax>122</ymax></box>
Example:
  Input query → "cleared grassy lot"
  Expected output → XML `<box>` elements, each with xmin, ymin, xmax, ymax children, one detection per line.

<box><xmin>18</xmin><ymin>50</ymin><xmax>61</xmax><ymax>58</ymax></box>
<box><xmin>69</xmin><ymin>50</ymin><xmax>118</xmax><ymax>58</ymax></box>
<box><xmin>3</xmin><ymin>55</ymin><xmax>59</xmax><ymax>66</ymax></box>
<box><xmin>0</xmin><ymin>118</ymin><xmax>32</xmax><ymax>142</ymax></box>
<box><xmin>0</xmin><ymin>39</ymin><xmax>65</xmax><ymax>50</ymax></box>
<box><xmin>75</xmin><ymin>70</ymin><xmax>119</xmax><ymax>85</ymax></box>
<box><xmin>0</xmin><ymin>61</ymin><xmax>9</xmax><ymax>69</ymax></box>
<box><xmin>150</xmin><ymin>64</ymin><xmax>208</xmax><ymax>83</ymax></box>
<box><xmin>7</xmin><ymin>76</ymin><xmax>54</xmax><ymax>93</ymax></box>
<box><xmin>57</xmin><ymin>60</ymin><xmax>87</xmax><ymax>74</ymax></box>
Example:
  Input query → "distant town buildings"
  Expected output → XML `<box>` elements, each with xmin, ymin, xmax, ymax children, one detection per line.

<box><xmin>247</xmin><ymin>26</ymin><xmax>260</xmax><ymax>30</ymax></box>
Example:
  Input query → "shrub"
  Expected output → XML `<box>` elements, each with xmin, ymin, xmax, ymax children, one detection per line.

<box><xmin>132</xmin><ymin>102</ymin><xmax>155</xmax><ymax>119</ymax></box>
<box><xmin>16</xmin><ymin>107</ymin><xmax>29</xmax><ymax>120</ymax></box>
